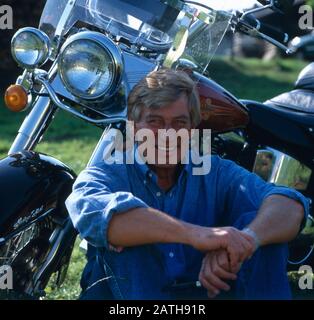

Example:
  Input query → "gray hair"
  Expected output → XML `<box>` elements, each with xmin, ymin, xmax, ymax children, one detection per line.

<box><xmin>127</xmin><ymin>68</ymin><xmax>201</xmax><ymax>127</ymax></box>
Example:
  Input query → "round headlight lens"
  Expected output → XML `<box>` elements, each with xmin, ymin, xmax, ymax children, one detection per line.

<box><xmin>59</xmin><ymin>39</ymin><xmax>117</xmax><ymax>100</ymax></box>
<box><xmin>11</xmin><ymin>27</ymin><xmax>50</xmax><ymax>69</ymax></box>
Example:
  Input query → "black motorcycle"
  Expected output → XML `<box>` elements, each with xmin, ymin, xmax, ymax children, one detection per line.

<box><xmin>0</xmin><ymin>0</ymin><xmax>310</xmax><ymax>299</ymax></box>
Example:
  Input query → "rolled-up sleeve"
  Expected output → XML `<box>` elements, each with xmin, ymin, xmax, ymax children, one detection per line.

<box><xmin>216</xmin><ymin>157</ymin><xmax>310</xmax><ymax>229</ymax></box>
<box><xmin>65</xmin><ymin>164</ymin><xmax>149</xmax><ymax>248</ymax></box>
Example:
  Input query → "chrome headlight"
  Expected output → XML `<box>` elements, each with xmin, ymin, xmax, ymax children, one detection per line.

<box><xmin>11</xmin><ymin>27</ymin><xmax>51</xmax><ymax>69</ymax></box>
<box><xmin>58</xmin><ymin>32</ymin><xmax>123</xmax><ymax>100</ymax></box>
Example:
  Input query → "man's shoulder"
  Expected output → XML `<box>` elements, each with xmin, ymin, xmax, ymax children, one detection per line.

<box><xmin>75</xmin><ymin>159</ymin><xmax>129</xmax><ymax>185</ymax></box>
<box><xmin>89</xmin><ymin>159</ymin><xmax>129</xmax><ymax>175</ymax></box>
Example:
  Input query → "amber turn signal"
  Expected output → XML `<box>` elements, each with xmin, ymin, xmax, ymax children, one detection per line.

<box><xmin>4</xmin><ymin>84</ymin><xmax>28</xmax><ymax>112</ymax></box>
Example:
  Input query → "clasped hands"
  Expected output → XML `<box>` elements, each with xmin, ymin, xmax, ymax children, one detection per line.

<box><xmin>192</xmin><ymin>226</ymin><xmax>257</xmax><ymax>299</ymax></box>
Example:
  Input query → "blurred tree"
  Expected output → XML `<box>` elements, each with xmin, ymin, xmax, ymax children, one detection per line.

<box><xmin>306</xmin><ymin>0</ymin><xmax>314</xmax><ymax>7</ymax></box>
<box><xmin>0</xmin><ymin>0</ymin><xmax>45</xmax><ymax>89</ymax></box>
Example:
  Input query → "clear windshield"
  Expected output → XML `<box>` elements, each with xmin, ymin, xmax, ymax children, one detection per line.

<box><xmin>39</xmin><ymin>0</ymin><xmax>182</xmax><ymax>47</ymax></box>
<box><xmin>39</xmin><ymin>0</ymin><xmax>232</xmax><ymax>74</ymax></box>
<box><xmin>183</xmin><ymin>2</ymin><xmax>232</xmax><ymax>73</ymax></box>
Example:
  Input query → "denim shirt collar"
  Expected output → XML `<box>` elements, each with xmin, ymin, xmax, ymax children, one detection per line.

<box><xmin>132</xmin><ymin>145</ymin><xmax>190</xmax><ymax>186</ymax></box>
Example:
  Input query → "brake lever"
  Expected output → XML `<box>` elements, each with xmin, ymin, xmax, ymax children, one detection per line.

<box><xmin>256</xmin><ymin>29</ymin><xmax>293</xmax><ymax>54</ymax></box>
<box><xmin>232</xmin><ymin>15</ymin><xmax>293</xmax><ymax>55</ymax></box>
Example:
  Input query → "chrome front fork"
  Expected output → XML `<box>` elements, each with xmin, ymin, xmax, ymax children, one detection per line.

<box><xmin>8</xmin><ymin>95</ymin><xmax>57</xmax><ymax>155</ymax></box>
<box><xmin>8</xmin><ymin>66</ymin><xmax>59</xmax><ymax>155</ymax></box>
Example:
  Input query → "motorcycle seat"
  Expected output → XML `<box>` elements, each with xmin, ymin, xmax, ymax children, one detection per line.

<box><xmin>266</xmin><ymin>89</ymin><xmax>314</xmax><ymax>114</ymax></box>
<box><xmin>295</xmin><ymin>63</ymin><xmax>314</xmax><ymax>91</ymax></box>
<box><xmin>241</xmin><ymin>99</ymin><xmax>314</xmax><ymax>157</ymax></box>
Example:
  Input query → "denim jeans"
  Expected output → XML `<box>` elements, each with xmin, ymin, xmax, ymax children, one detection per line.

<box><xmin>79</xmin><ymin>211</ymin><xmax>291</xmax><ymax>300</ymax></box>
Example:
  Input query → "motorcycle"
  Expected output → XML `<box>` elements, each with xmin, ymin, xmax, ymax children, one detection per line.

<box><xmin>0</xmin><ymin>0</ymin><xmax>310</xmax><ymax>299</ymax></box>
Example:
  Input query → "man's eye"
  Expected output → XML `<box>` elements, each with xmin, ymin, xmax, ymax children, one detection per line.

<box><xmin>175</xmin><ymin>121</ymin><xmax>188</xmax><ymax>127</ymax></box>
<box><xmin>148</xmin><ymin>119</ymin><xmax>161</xmax><ymax>125</ymax></box>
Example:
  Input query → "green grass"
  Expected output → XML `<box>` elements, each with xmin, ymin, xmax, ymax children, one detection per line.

<box><xmin>44</xmin><ymin>238</ymin><xmax>86</xmax><ymax>300</ymax></box>
<box><xmin>0</xmin><ymin>58</ymin><xmax>311</xmax><ymax>299</ymax></box>
<box><xmin>208</xmin><ymin>57</ymin><xmax>307</xmax><ymax>101</ymax></box>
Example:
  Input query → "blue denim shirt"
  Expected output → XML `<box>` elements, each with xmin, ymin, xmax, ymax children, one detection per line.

<box><xmin>65</xmin><ymin>152</ymin><xmax>310</xmax><ymax>299</ymax></box>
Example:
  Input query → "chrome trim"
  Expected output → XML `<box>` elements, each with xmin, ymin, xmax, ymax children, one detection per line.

<box><xmin>52</xmin><ymin>0</ymin><xmax>77</xmax><ymax>59</ymax></box>
<box><xmin>11</xmin><ymin>27</ymin><xmax>51</xmax><ymax>69</ymax></box>
<box><xmin>255</xmin><ymin>19</ymin><xmax>262</xmax><ymax>31</ymax></box>
<box><xmin>174</xmin><ymin>58</ymin><xmax>198</xmax><ymax>71</ymax></box>
<box><xmin>258</xmin><ymin>30</ymin><xmax>292</xmax><ymax>54</ymax></box>
<box><xmin>253</xmin><ymin>148</ymin><xmax>312</xmax><ymax>191</ymax></box>
<box><xmin>16</xmin><ymin>70</ymin><xmax>33</xmax><ymax>91</ymax></box>
<box><xmin>55</xmin><ymin>0</ymin><xmax>76</xmax><ymax>37</ymax></box>
<box><xmin>58</xmin><ymin>31</ymin><xmax>124</xmax><ymax>100</ymax></box>
<box><xmin>36</xmin><ymin>74</ymin><xmax>126</xmax><ymax>125</ymax></box>
<box><xmin>163</xmin><ymin>11</ymin><xmax>194</xmax><ymax>68</ymax></box>
<box><xmin>241</xmin><ymin>1</ymin><xmax>274</xmax><ymax>20</ymax></box>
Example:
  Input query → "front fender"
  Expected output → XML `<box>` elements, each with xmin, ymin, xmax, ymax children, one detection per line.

<box><xmin>0</xmin><ymin>150</ymin><xmax>77</xmax><ymax>237</ymax></box>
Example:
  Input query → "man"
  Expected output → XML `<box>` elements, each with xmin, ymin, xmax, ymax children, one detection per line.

<box><xmin>66</xmin><ymin>69</ymin><xmax>309</xmax><ymax>300</ymax></box>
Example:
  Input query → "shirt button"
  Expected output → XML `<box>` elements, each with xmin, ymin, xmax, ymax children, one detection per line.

<box><xmin>148</xmin><ymin>173</ymin><xmax>153</xmax><ymax>178</ymax></box>
<box><xmin>156</xmin><ymin>192</ymin><xmax>162</xmax><ymax>197</ymax></box>
<box><xmin>144</xmin><ymin>180</ymin><xmax>147</xmax><ymax>185</ymax></box>
<box><xmin>169</xmin><ymin>252</ymin><xmax>174</xmax><ymax>258</ymax></box>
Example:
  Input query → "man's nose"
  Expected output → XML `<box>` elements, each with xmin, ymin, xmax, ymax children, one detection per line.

<box><xmin>163</xmin><ymin>122</ymin><xmax>174</xmax><ymax>131</ymax></box>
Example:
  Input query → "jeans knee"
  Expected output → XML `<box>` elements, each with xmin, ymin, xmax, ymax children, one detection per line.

<box><xmin>235</xmin><ymin>242</ymin><xmax>291</xmax><ymax>299</ymax></box>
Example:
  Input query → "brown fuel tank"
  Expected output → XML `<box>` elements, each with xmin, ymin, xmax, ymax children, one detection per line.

<box><xmin>193</xmin><ymin>72</ymin><xmax>249</xmax><ymax>133</ymax></box>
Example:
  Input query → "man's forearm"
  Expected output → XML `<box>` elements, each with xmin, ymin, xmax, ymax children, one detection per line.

<box><xmin>108</xmin><ymin>207</ymin><xmax>256</xmax><ymax>267</ymax></box>
<box><xmin>107</xmin><ymin>207</ymin><xmax>195</xmax><ymax>248</ymax></box>
<box><xmin>248</xmin><ymin>195</ymin><xmax>304</xmax><ymax>246</ymax></box>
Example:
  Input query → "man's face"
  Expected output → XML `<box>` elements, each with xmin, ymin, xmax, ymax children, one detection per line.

<box><xmin>134</xmin><ymin>95</ymin><xmax>193</xmax><ymax>169</ymax></box>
